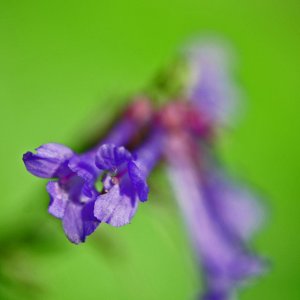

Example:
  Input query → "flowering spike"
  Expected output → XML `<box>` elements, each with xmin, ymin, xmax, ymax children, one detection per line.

<box><xmin>22</xmin><ymin>43</ymin><xmax>266</xmax><ymax>300</ymax></box>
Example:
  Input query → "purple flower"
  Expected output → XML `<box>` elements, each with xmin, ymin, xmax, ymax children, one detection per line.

<box><xmin>23</xmin><ymin>99</ymin><xmax>153</xmax><ymax>244</ymax></box>
<box><xmin>23</xmin><ymin>143</ymin><xmax>100</xmax><ymax>244</ymax></box>
<box><xmin>94</xmin><ymin>131</ymin><xmax>163</xmax><ymax>226</ymax></box>
<box><xmin>165</xmin><ymin>132</ymin><xmax>264</xmax><ymax>299</ymax></box>
<box><xmin>185</xmin><ymin>42</ymin><xmax>238</xmax><ymax>126</ymax></box>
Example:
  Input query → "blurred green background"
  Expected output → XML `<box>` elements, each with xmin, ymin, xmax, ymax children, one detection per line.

<box><xmin>0</xmin><ymin>0</ymin><xmax>299</xmax><ymax>299</ymax></box>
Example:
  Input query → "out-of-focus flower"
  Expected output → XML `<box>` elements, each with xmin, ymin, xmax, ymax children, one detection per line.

<box><xmin>23</xmin><ymin>99</ymin><xmax>153</xmax><ymax>243</ymax></box>
<box><xmin>165</xmin><ymin>130</ymin><xmax>264</xmax><ymax>300</ymax></box>
<box><xmin>185</xmin><ymin>41</ymin><xmax>238</xmax><ymax>126</ymax></box>
<box><xmin>159</xmin><ymin>42</ymin><xmax>265</xmax><ymax>299</ymax></box>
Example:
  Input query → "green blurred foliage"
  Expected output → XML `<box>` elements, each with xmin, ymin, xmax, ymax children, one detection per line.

<box><xmin>0</xmin><ymin>0</ymin><xmax>299</xmax><ymax>299</ymax></box>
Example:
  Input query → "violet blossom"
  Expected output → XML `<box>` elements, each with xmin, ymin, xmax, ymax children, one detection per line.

<box><xmin>23</xmin><ymin>99</ymin><xmax>153</xmax><ymax>243</ymax></box>
<box><xmin>94</xmin><ymin>131</ymin><xmax>163</xmax><ymax>226</ymax></box>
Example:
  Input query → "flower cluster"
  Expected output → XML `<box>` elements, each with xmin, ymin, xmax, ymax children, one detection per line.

<box><xmin>23</xmin><ymin>42</ymin><xmax>266</xmax><ymax>299</ymax></box>
<box><xmin>23</xmin><ymin>99</ymin><xmax>155</xmax><ymax>244</ymax></box>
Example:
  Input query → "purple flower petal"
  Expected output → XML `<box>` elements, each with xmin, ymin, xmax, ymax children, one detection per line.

<box><xmin>202</xmin><ymin>290</ymin><xmax>229</xmax><ymax>300</ymax></box>
<box><xmin>23</xmin><ymin>143</ymin><xmax>73</xmax><ymax>178</ymax></box>
<box><xmin>81</xmin><ymin>200</ymin><xmax>101</xmax><ymax>237</ymax></box>
<box><xmin>205</xmin><ymin>171</ymin><xmax>265</xmax><ymax>242</ymax></box>
<box><xmin>94</xmin><ymin>184</ymin><xmax>138</xmax><ymax>227</ymax></box>
<box><xmin>94</xmin><ymin>185</ymin><xmax>121</xmax><ymax>222</ymax></box>
<box><xmin>68</xmin><ymin>154</ymin><xmax>99</xmax><ymax>182</ymax></box>
<box><xmin>62</xmin><ymin>201</ymin><xmax>99</xmax><ymax>244</ymax></box>
<box><xmin>62</xmin><ymin>202</ymin><xmax>85</xmax><ymax>244</ymax></box>
<box><xmin>128</xmin><ymin>160</ymin><xmax>149</xmax><ymax>201</ymax></box>
<box><xmin>47</xmin><ymin>181</ymin><xmax>69</xmax><ymax>219</ymax></box>
<box><xmin>106</xmin><ymin>194</ymin><xmax>138</xmax><ymax>227</ymax></box>
<box><xmin>95</xmin><ymin>144</ymin><xmax>132</xmax><ymax>171</ymax></box>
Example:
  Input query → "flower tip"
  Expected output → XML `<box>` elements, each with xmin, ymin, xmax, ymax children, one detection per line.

<box><xmin>137</xmin><ymin>186</ymin><xmax>149</xmax><ymax>202</ymax></box>
<box><xmin>22</xmin><ymin>151</ymin><xmax>32</xmax><ymax>166</ymax></box>
<box><xmin>22</xmin><ymin>151</ymin><xmax>46</xmax><ymax>178</ymax></box>
<box><xmin>67</xmin><ymin>236</ymin><xmax>85</xmax><ymax>245</ymax></box>
<box><xmin>22</xmin><ymin>143</ymin><xmax>74</xmax><ymax>178</ymax></box>
<box><xmin>95</xmin><ymin>144</ymin><xmax>132</xmax><ymax>171</ymax></box>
